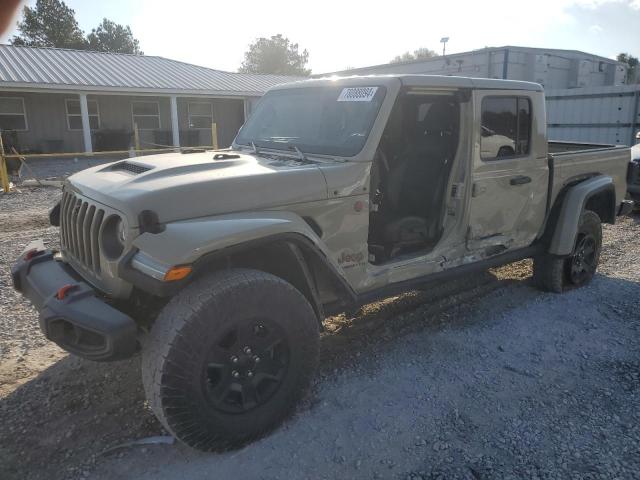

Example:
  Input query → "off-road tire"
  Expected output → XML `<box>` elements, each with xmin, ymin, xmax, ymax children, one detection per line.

<box><xmin>142</xmin><ymin>268</ymin><xmax>320</xmax><ymax>451</ymax></box>
<box><xmin>533</xmin><ymin>210</ymin><xmax>602</xmax><ymax>293</ymax></box>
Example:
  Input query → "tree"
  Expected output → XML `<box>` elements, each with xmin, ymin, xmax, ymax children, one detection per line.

<box><xmin>239</xmin><ymin>34</ymin><xmax>310</xmax><ymax>76</ymax></box>
<box><xmin>10</xmin><ymin>0</ymin><xmax>87</xmax><ymax>49</ymax></box>
<box><xmin>10</xmin><ymin>1</ymin><xmax>143</xmax><ymax>54</ymax></box>
<box><xmin>87</xmin><ymin>18</ymin><xmax>142</xmax><ymax>54</ymax></box>
<box><xmin>390</xmin><ymin>47</ymin><xmax>438</xmax><ymax>64</ymax></box>
<box><xmin>617</xmin><ymin>53</ymin><xmax>639</xmax><ymax>84</ymax></box>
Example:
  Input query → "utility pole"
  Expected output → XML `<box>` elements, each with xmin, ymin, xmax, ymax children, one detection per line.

<box><xmin>440</xmin><ymin>37</ymin><xmax>449</xmax><ymax>56</ymax></box>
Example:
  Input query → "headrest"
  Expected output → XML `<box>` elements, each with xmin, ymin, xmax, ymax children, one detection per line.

<box><xmin>422</xmin><ymin>101</ymin><xmax>457</xmax><ymax>134</ymax></box>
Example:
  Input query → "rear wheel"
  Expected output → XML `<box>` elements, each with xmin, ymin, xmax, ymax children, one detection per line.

<box><xmin>142</xmin><ymin>268</ymin><xmax>320</xmax><ymax>451</ymax></box>
<box><xmin>497</xmin><ymin>146</ymin><xmax>515</xmax><ymax>157</ymax></box>
<box><xmin>533</xmin><ymin>210</ymin><xmax>602</xmax><ymax>293</ymax></box>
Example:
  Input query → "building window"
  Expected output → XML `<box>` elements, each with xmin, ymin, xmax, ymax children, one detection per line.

<box><xmin>66</xmin><ymin>99</ymin><xmax>100</xmax><ymax>130</ymax></box>
<box><xmin>0</xmin><ymin>97</ymin><xmax>27</xmax><ymax>131</ymax></box>
<box><xmin>132</xmin><ymin>101</ymin><xmax>160</xmax><ymax>130</ymax></box>
<box><xmin>188</xmin><ymin>102</ymin><xmax>213</xmax><ymax>129</ymax></box>
<box><xmin>480</xmin><ymin>96</ymin><xmax>531</xmax><ymax>160</ymax></box>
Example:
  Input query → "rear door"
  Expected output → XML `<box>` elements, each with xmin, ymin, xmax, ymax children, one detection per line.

<box><xmin>466</xmin><ymin>90</ymin><xmax>549</xmax><ymax>252</ymax></box>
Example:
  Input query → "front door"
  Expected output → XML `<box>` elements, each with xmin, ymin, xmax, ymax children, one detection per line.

<box><xmin>466</xmin><ymin>91</ymin><xmax>548</xmax><ymax>252</ymax></box>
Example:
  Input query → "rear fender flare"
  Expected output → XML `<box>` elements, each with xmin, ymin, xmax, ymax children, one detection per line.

<box><xmin>548</xmin><ymin>175</ymin><xmax>614</xmax><ymax>256</ymax></box>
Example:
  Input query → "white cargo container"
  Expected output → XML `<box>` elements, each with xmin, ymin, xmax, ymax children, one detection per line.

<box><xmin>319</xmin><ymin>46</ymin><xmax>637</xmax><ymax>145</ymax></box>
<box><xmin>320</xmin><ymin>46</ymin><xmax>627</xmax><ymax>90</ymax></box>
<box><xmin>546</xmin><ymin>85</ymin><xmax>640</xmax><ymax>146</ymax></box>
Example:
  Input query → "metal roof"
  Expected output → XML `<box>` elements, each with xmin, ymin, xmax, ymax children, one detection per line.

<box><xmin>0</xmin><ymin>44</ymin><xmax>301</xmax><ymax>96</ymax></box>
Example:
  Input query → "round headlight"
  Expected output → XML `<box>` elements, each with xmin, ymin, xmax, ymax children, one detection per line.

<box><xmin>102</xmin><ymin>215</ymin><xmax>126</xmax><ymax>259</ymax></box>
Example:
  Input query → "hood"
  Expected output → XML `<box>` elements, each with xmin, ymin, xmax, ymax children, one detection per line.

<box><xmin>67</xmin><ymin>150</ymin><xmax>329</xmax><ymax>225</ymax></box>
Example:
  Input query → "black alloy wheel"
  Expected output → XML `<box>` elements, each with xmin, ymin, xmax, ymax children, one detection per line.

<box><xmin>204</xmin><ymin>319</ymin><xmax>290</xmax><ymax>413</ymax></box>
<box><xmin>567</xmin><ymin>233</ymin><xmax>598</xmax><ymax>286</ymax></box>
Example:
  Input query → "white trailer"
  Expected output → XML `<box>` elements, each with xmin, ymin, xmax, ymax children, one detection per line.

<box><xmin>546</xmin><ymin>84</ymin><xmax>640</xmax><ymax>146</ymax></box>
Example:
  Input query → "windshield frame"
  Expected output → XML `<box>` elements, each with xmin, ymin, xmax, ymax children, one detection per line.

<box><xmin>234</xmin><ymin>85</ymin><xmax>387</xmax><ymax>158</ymax></box>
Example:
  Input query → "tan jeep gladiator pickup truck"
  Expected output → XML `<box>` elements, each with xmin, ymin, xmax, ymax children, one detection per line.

<box><xmin>12</xmin><ymin>75</ymin><xmax>634</xmax><ymax>450</ymax></box>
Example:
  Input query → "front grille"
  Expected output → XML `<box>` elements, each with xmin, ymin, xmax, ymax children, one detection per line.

<box><xmin>110</xmin><ymin>161</ymin><xmax>151</xmax><ymax>175</ymax></box>
<box><xmin>60</xmin><ymin>190</ymin><xmax>105</xmax><ymax>274</ymax></box>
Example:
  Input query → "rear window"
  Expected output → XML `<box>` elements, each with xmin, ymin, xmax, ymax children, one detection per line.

<box><xmin>481</xmin><ymin>96</ymin><xmax>531</xmax><ymax>160</ymax></box>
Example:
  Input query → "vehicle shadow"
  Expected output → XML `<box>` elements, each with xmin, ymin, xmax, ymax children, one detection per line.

<box><xmin>318</xmin><ymin>260</ymin><xmax>535</xmax><ymax>375</ymax></box>
<box><xmin>0</xmin><ymin>262</ymin><xmax>535</xmax><ymax>480</ymax></box>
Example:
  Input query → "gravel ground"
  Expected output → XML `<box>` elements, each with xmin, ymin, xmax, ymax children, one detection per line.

<box><xmin>1</xmin><ymin>186</ymin><xmax>639</xmax><ymax>480</ymax></box>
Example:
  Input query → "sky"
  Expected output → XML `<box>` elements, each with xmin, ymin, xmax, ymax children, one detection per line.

<box><xmin>2</xmin><ymin>0</ymin><xmax>640</xmax><ymax>74</ymax></box>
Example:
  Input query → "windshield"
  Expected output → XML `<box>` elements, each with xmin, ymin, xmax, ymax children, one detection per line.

<box><xmin>235</xmin><ymin>85</ymin><xmax>386</xmax><ymax>157</ymax></box>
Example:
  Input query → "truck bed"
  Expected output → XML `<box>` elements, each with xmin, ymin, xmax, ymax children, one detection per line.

<box><xmin>547</xmin><ymin>141</ymin><xmax>631</xmax><ymax>213</ymax></box>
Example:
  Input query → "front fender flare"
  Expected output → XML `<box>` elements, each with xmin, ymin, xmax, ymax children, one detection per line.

<box><xmin>548</xmin><ymin>175</ymin><xmax>614</xmax><ymax>256</ymax></box>
<box><xmin>125</xmin><ymin>211</ymin><xmax>356</xmax><ymax>304</ymax></box>
<box><xmin>131</xmin><ymin>211</ymin><xmax>334</xmax><ymax>265</ymax></box>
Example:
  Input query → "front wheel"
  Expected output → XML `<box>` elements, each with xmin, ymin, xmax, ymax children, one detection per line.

<box><xmin>141</xmin><ymin>268</ymin><xmax>320</xmax><ymax>451</ymax></box>
<box><xmin>533</xmin><ymin>210</ymin><xmax>602</xmax><ymax>293</ymax></box>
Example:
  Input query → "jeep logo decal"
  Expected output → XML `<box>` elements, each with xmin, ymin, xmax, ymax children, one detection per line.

<box><xmin>337</xmin><ymin>251</ymin><xmax>365</xmax><ymax>266</ymax></box>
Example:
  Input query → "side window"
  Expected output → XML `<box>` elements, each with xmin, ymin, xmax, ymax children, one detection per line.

<box><xmin>481</xmin><ymin>96</ymin><xmax>531</xmax><ymax>160</ymax></box>
<box><xmin>132</xmin><ymin>101</ymin><xmax>161</xmax><ymax>130</ymax></box>
<box><xmin>188</xmin><ymin>102</ymin><xmax>213</xmax><ymax>129</ymax></box>
<box><xmin>0</xmin><ymin>97</ymin><xmax>27</xmax><ymax>131</ymax></box>
<box><xmin>66</xmin><ymin>99</ymin><xmax>100</xmax><ymax>130</ymax></box>
<box><xmin>516</xmin><ymin>97</ymin><xmax>531</xmax><ymax>155</ymax></box>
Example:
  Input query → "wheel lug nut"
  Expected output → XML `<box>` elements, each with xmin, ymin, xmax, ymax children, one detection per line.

<box><xmin>253</xmin><ymin>355</ymin><xmax>260</xmax><ymax>363</ymax></box>
<box><xmin>231</xmin><ymin>370</ymin><xmax>239</xmax><ymax>378</ymax></box>
<box><xmin>230</xmin><ymin>355</ymin><xmax>239</xmax><ymax>363</ymax></box>
<box><xmin>247</xmin><ymin>371</ymin><xmax>253</xmax><ymax>378</ymax></box>
<box><xmin>243</xmin><ymin>346</ymin><xmax>252</xmax><ymax>355</ymax></box>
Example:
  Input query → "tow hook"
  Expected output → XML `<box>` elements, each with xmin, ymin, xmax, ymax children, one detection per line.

<box><xmin>56</xmin><ymin>284</ymin><xmax>79</xmax><ymax>300</ymax></box>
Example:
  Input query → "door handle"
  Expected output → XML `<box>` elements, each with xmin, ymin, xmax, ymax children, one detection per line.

<box><xmin>510</xmin><ymin>175</ymin><xmax>532</xmax><ymax>186</ymax></box>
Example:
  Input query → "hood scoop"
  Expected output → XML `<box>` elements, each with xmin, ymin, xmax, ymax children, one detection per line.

<box><xmin>108</xmin><ymin>161</ymin><xmax>152</xmax><ymax>175</ymax></box>
<box><xmin>213</xmin><ymin>153</ymin><xmax>241</xmax><ymax>160</ymax></box>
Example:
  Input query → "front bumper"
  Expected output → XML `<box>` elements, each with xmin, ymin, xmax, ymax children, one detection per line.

<box><xmin>11</xmin><ymin>249</ymin><xmax>137</xmax><ymax>361</ymax></box>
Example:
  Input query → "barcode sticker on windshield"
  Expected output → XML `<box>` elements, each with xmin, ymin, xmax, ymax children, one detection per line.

<box><xmin>337</xmin><ymin>87</ymin><xmax>378</xmax><ymax>102</ymax></box>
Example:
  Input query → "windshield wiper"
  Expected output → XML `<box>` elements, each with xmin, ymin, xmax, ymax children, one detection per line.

<box><xmin>245</xmin><ymin>141</ymin><xmax>316</xmax><ymax>163</ymax></box>
<box><xmin>291</xmin><ymin>145</ymin><xmax>309</xmax><ymax>163</ymax></box>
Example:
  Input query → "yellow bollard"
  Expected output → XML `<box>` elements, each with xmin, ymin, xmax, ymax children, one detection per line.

<box><xmin>211</xmin><ymin>122</ymin><xmax>218</xmax><ymax>150</ymax></box>
<box><xmin>0</xmin><ymin>155</ymin><xmax>9</xmax><ymax>193</ymax></box>
<box><xmin>0</xmin><ymin>134</ymin><xmax>9</xmax><ymax>193</ymax></box>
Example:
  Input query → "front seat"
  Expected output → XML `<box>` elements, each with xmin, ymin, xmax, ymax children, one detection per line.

<box><xmin>381</xmin><ymin>101</ymin><xmax>458</xmax><ymax>256</ymax></box>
